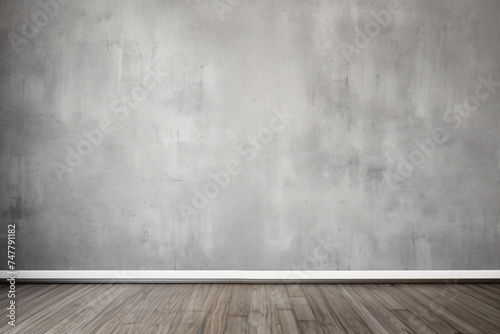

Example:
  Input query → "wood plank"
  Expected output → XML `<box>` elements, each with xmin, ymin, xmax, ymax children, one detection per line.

<box><xmin>168</xmin><ymin>284</ymin><xmax>215</xmax><ymax>333</ymax></box>
<box><xmin>289</xmin><ymin>297</ymin><xmax>316</xmax><ymax>321</ymax></box>
<box><xmin>478</xmin><ymin>283</ymin><xmax>500</xmax><ymax>295</ymax></box>
<box><xmin>248</xmin><ymin>284</ymin><xmax>271</xmax><ymax>334</ymax></box>
<box><xmin>266</xmin><ymin>284</ymin><xmax>292</xmax><ymax>309</ymax></box>
<box><xmin>446</xmin><ymin>284</ymin><xmax>500</xmax><ymax>310</ymax></box>
<box><xmin>177</xmin><ymin>310</ymin><xmax>210</xmax><ymax>333</ymax></box>
<box><xmin>77</xmin><ymin>284</ymin><xmax>150</xmax><ymax>334</ymax></box>
<box><xmin>277</xmin><ymin>309</ymin><xmax>300</xmax><ymax>334</ymax></box>
<box><xmin>362</xmin><ymin>284</ymin><xmax>405</xmax><ymax>309</ymax></box>
<box><xmin>0</xmin><ymin>284</ymin><xmax>66</xmax><ymax>329</ymax></box>
<box><xmin>160</xmin><ymin>284</ymin><xmax>195</xmax><ymax>312</ymax></box>
<box><xmin>396</xmin><ymin>284</ymin><xmax>482</xmax><ymax>334</ymax></box>
<box><xmin>150</xmin><ymin>311</ymin><xmax>176</xmax><ymax>333</ymax></box>
<box><xmin>34</xmin><ymin>286</ymin><xmax>134</xmax><ymax>333</ymax></box>
<box><xmin>6</xmin><ymin>283</ymin><xmax>41</xmax><ymax>301</ymax></box>
<box><xmin>7</xmin><ymin>284</ymin><xmax>97</xmax><ymax>333</ymax></box>
<box><xmin>154</xmin><ymin>323</ymin><xmax>172</xmax><ymax>333</ymax></box>
<box><xmin>130</xmin><ymin>284</ymin><xmax>191</xmax><ymax>334</ymax></box>
<box><xmin>346</xmin><ymin>284</ymin><xmax>414</xmax><ymax>334</ymax></box>
<box><xmin>286</xmin><ymin>285</ymin><xmax>316</xmax><ymax>321</ymax></box>
<box><xmin>2</xmin><ymin>283</ymin><xmax>500</xmax><ymax>334</ymax></box>
<box><xmin>44</xmin><ymin>285</ymin><xmax>114</xmax><ymax>333</ymax></box>
<box><xmin>286</xmin><ymin>284</ymin><xmax>305</xmax><ymax>297</ymax></box>
<box><xmin>370</xmin><ymin>284</ymin><xmax>461</xmax><ymax>334</ymax></box>
<box><xmin>228</xmin><ymin>284</ymin><xmax>251</xmax><ymax>317</ymax></box>
<box><xmin>226</xmin><ymin>316</ymin><xmax>248</xmax><ymax>334</ymax></box>
<box><xmin>119</xmin><ymin>284</ymin><xmax>163</xmax><ymax>331</ymax></box>
<box><xmin>464</xmin><ymin>284</ymin><xmax>500</xmax><ymax>305</ymax></box>
<box><xmin>319</xmin><ymin>284</ymin><xmax>372</xmax><ymax>334</ymax></box>
<box><xmin>269</xmin><ymin>304</ymin><xmax>284</xmax><ymax>334</ymax></box>
<box><xmin>400</xmin><ymin>284</ymin><xmax>496</xmax><ymax>334</ymax></box>
<box><xmin>333</xmin><ymin>284</ymin><xmax>389</xmax><ymax>333</ymax></box>
<box><xmin>482</xmin><ymin>284</ymin><xmax>500</xmax><ymax>292</ymax></box>
<box><xmin>203</xmin><ymin>284</ymin><xmax>231</xmax><ymax>333</ymax></box>
<box><xmin>415</xmin><ymin>284</ymin><xmax>500</xmax><ymax>330</ymax></box>
<box><xmin>301</xmin><ymin>284</ymin><xmax>348</xmax><ymax>333</ymax></box>
<box><xmin>297</xmin><ymin>321</ymin><xmax>320</xmax><ymax>334</ymax></box>
<box><xmin>393</xmin><ymin>309</ymin><xmax>438</xmax><ymax>334</ymax></box>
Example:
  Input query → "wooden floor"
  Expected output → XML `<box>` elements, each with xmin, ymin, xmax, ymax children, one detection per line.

<box><xmin>1</xmin><ymin>283</ymin><xmax>500</xmax><ymax>333</ymax></box>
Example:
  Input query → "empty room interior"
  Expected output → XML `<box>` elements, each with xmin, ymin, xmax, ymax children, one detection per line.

<box><xmin>1</xmin><ymin>0</ymin><xmax>500</xmax><ymax>333</ymax></box>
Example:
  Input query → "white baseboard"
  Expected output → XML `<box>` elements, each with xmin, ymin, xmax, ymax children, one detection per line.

<box><xmin>2</xmin><ymin>270</ymin><xmax>499</xmax><ymax>283</ymax></box>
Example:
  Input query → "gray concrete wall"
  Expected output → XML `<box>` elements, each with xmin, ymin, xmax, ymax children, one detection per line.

<box><xmin>1</xmin><ymin>0</ymin><xmax>499</xmax><ymax>270</ymax></box>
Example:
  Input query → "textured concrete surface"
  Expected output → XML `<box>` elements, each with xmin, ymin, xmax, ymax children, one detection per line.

<box><xmin>0</xmin><ymin>0</ymin><xmax>499</xmax><ymax>270</ymax></box>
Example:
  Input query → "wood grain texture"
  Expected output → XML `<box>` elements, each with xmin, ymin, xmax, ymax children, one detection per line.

<box><xmin>347</xmin><ymin>284</ymin><xmax>413</xmax><ymax>333</ymax></box>
<box><xmin>463</xmin><ymin>284</ymin><xmax>500</xmax><ymax>305</ymax></box>
<box><xmin>301</xmin><ymin>284</ymin><xmax>348</xmax><ymax>333</ymax></box>
<box><xmin>1</xmin><ymin>283</ymin><xmax>499</xmax><ymax>333</ymax></box>
<box><xmin>368</xmin><ymin>284</ymin><xmax>459</xmax><ymax>334</ymax></box>
<box><xmin>398</xmin><ymin>284</ymin><xmax>486</xmax><ymax>334</ymax></box>
<box><xmin>411</xmin><ymin>284</ymin><xmax>500</xmax><ymax>332</ymax></box>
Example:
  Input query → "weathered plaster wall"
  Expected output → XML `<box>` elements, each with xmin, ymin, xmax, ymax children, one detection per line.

<box><xmin>1</xmin><ymin>0</ymin><xmax>499</xmax><ymax>270</ymax></box>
